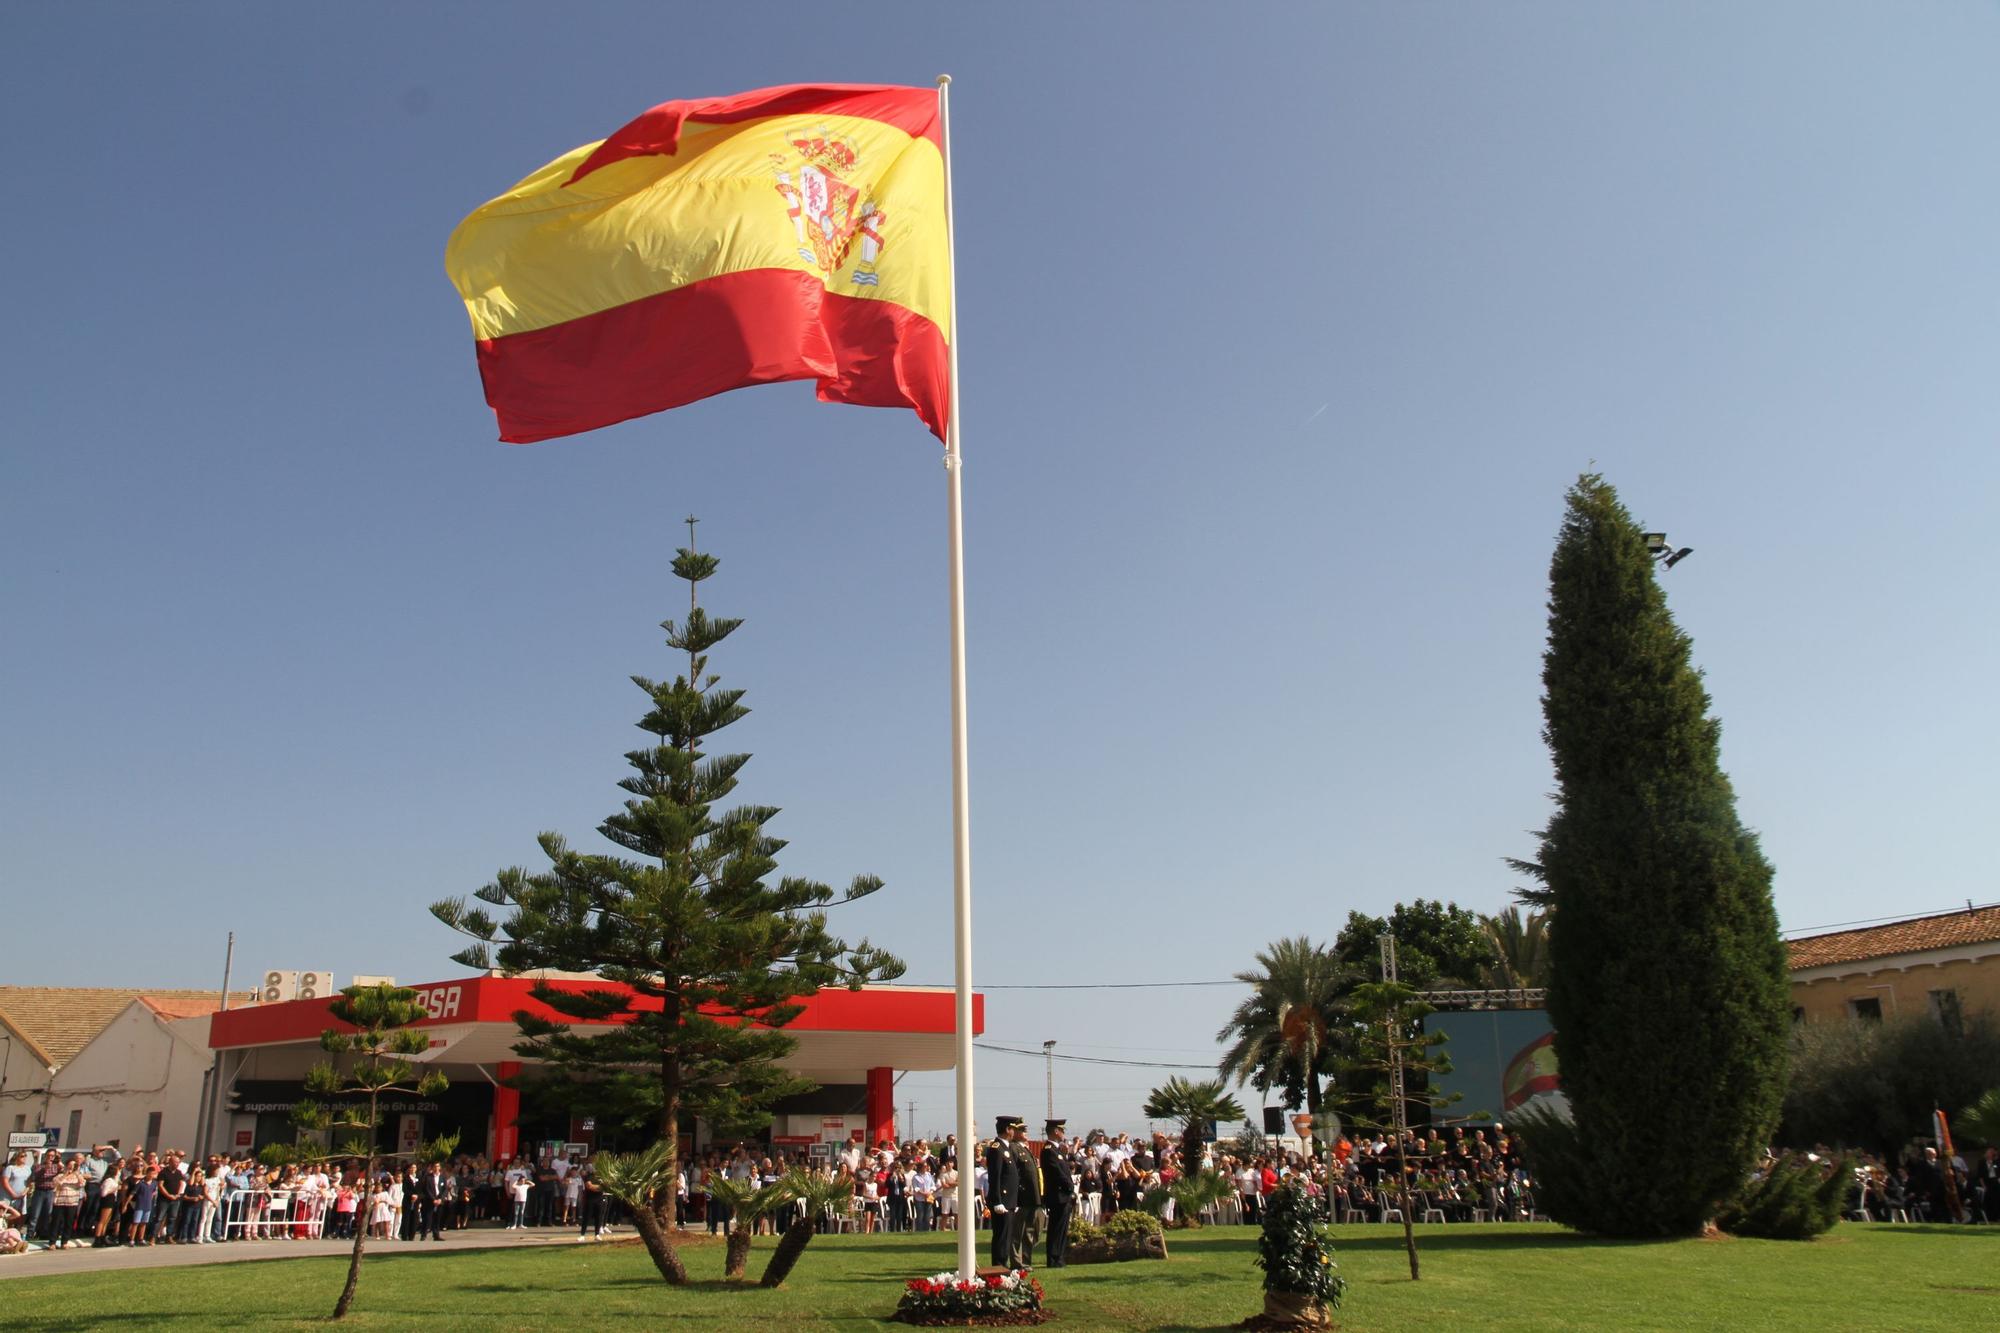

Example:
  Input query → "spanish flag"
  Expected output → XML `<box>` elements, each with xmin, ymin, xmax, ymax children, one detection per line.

<box><xmin>447</xmin><ymin>84</ymin><xmax>950</xmax><ymax>443</ymax></box>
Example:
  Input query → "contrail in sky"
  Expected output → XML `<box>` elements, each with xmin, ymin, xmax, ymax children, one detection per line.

<box><xmin>1304</xmin><ymin>402</ymin><xmax>1329</xmax><ymax>424</ymax></box>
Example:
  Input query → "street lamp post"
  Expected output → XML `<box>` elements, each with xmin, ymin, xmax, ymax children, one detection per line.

<box><xmin>1043</xmin><ymin>1040</ymin><xmax>1056</xmax><ymax>1124</ymax></box>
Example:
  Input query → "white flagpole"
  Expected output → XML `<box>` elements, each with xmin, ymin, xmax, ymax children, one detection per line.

<box><xmin>936</xmin><ymin>71</ymin><xmax>978</xmax><ymax>1282</ymax></box>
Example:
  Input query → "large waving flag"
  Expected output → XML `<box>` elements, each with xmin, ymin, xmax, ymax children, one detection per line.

<box><xmin>447</xmin><ymin>83</ymin><xmax>950</xmax><ymax>443</ymax></box>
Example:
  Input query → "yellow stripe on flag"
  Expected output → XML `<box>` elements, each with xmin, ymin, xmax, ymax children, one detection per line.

<box><xmin>447</xmin><ymin>114</ymin><xmax>948</xmax><ymax>342</ymax></box>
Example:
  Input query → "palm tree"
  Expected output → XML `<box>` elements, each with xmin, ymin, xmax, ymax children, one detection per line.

<box><xmin>1217</xmin><ymin>937</ymin><xmax>1345</xmax><ymax>1116</ymax></box>
<box><xmin>1163</xmin><ymin>1170</ymin><xmax>1238</xmax><ymax>1228</ymax></box>
<box><xmin>593</xmin><ymin>1143</ymin><xmax>686</xmax><ymax>1284</ymax></box>
<box><xmin>1479</xmin><ymin>907</ymin><xmax>1550</xmax><ymax>989</ymax></box>
<box><xmin>1142</xmin><ymin>1077</ymin><xmax>1245</xmax><ymax>1181</ymax></box>
<box><xmin>704</xmin><ymin>1176</ymin><xmax>790</xmax><ymax>1279</ymax></box>
<box><xmin>760</xmin><ymin>1170</ymin><xmax>853</xmax><ymax>1288</ymax></box>
<box><xmin>1959</xmin><ymin>1087</ymin><xmax>2000</xmax><ymax>1148</ymax></box>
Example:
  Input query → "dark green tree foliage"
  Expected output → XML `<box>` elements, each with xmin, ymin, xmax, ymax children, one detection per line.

<box><xmin>1715</xmin><ymin>1151</ymin><xmax>1849</xmax><ymax>1240</ymax></box>
<box><xmin>432</xmin><ymin>548</ymin><xmax>903</xmax><ymax>1285</ymax></box>
<box><xmin>1255</xmin><ymin>1179</ymin><xmax>1346</xmax><ymax>1310</ymax></box>
<box><xmin>1330</xmin><ymin>902</ymin><xmax>1492</xmax><ymax>1121</ymax></box>
<box><xmin>1332</xmin><ymin>901</ymin><xmax>1495</xmax><ymax>989</ymax></box>
<box><xmin>1523</xmin><ymin>475</ymin><xmax>1789</xmax><ymax>1237</ymax></box>
<box><xmin>1779</xmin><ymin>1011</ymin><xmax>2000</xmax><ymax>1155</ymax></box>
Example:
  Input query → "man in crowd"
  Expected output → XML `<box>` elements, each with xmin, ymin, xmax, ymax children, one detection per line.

<box><xmin>153</xmin><ymin>1152</ymin><xmax>186</xmax><ymax>1243</ymax></box>
<box><xmin>420</xmin><ymin>1160</ymin><xmax>450</xmax><ymax>1240</ymax></box>
<box><xmin>1040</xmin><ymin>1119</ymin><xmax>1075</xmax><ymax>1269</ymax></box>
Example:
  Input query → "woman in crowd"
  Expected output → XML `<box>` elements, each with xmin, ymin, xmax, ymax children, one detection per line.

<box><xmin>48</xmin><ymin>1157</ymin><xmax>86</xmax><ymax>1249</ymax></box>
<box><xmin>937</xmin><ymin>1161</ymin><xmax>958</xmax><ymax>1231</ymax></box>
<box><xmin>91</xmin><ymin>1158</ymin><xmax>123</xmax><ymax>1246</ymax></box>
<box><xmin>857</xmin><ymin>1164</ymin><xmax>883</xmax><ymax>1234</ymax></box>
<box><xmin>1113</xmin><ymin>1158</ymin><xmax>1143</xmax><ymax>1215</ymax></box>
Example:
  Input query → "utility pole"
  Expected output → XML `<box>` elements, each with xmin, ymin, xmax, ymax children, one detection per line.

<box><xmin>908</xmin><ymin>1100</ymin><xmax>917</xmax><ymax>1143</ymax></box>
<box><xmin>197</xmin><ymin>931</ymin><xmax>236</xmax><ymax>1157</ymax></box>
<box><xmin>1043</xmin><ymin>1040</ymin><xmax>1056</xmax><ymax>1125</ymax></box>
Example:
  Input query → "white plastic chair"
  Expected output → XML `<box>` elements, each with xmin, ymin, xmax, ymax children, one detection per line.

<box><xmin>1421</xmin><ymin>1208</ymin><xmax>1447</xmax><ymax>1224</ymax></box>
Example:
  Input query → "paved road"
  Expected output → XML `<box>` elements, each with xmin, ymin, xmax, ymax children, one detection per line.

<box><xmin>0</xmin><ymin>1224</ymin><xmax>625</xmax><ymax>1282</ymax></box>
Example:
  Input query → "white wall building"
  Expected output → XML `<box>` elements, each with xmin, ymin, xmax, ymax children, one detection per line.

<box><xmin>0</xmin><ymin>987</ymin><xmax>252</xmax><ymax>1152</ymax></box>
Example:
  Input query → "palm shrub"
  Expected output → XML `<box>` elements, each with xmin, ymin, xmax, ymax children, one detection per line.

<box><xmin>705</xmin><ymin>1176</ymin><xmax>789</xmax><ymax>1279</ymax></box>
<box><xmin>593</xmin><ymin>1142</ymin><xmax>682</xmax><ymax>1275</ymax></box>
<box><xmin>1716</xmin><ymin>1152</ymin><xmax>1850</xmax><ymax>1239</ymax></box>
<box><xmin>1959</xmin><ymin>1087</ymin><xmax>2000</xmax><ymax>1148</ymax></box>
<box><xmin>760</xmin><ymin>1170</ymin><xmax>852</xmax><ymax>1288</ymax></box>
<box><xmin>1142</xmin><ymin>1077</ymin><xmax>1244</xmax><ymax>1181</ymax></box>
<box><xmin>1160</xmin><ymin>1170</ymin><xmax>1236</xmax><ymax>1228</ymax></box>
<box><xmin>1254</xmin><ymin>1179</ymin><xmax>1345</xmax><ymax>1325</ymax></box>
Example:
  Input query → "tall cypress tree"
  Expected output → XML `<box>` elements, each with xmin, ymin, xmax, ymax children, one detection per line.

<box><xmin>1519</xmin><ymin>475</ymin><xmax>1788</xmax><ymax>1237</ymax></box>
<box><xmin>432</xmin><ymin>546</ymin><xmax>903</xmax><ymax>1283</ymax></box>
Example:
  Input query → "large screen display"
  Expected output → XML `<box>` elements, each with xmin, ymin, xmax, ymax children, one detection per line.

<box><xmin>1425</xmin><ymin>1009</ymin><xmax>1563</xmax><ymax>1126</ymax></box>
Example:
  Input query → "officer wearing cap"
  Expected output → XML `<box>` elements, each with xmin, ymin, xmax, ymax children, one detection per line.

<box><xmin>1040</xmin><ymin>1119</ymin><xmax>1075</xmax><ymax>1268</ymax></box>
<box><xmin>1008</xmin><ymin>1118</ymin><xmax>1041</xmax><ymax>1269</ymax></box>
<box><xmin>983</xmin><ymin>1116</ymin><xmax>1021</xmax><ymax>1268</ymax></box>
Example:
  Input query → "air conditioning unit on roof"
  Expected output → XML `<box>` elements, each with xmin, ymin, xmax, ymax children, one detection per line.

<box><xmin>259</xmin><ymin>970</ymin><xmax>298</xmax><ymax>1004</ymax></box>
<box><xmin>296</xmin><ymin>971</ymin><xmax>336</xmax><ymax>1000</ymax></box>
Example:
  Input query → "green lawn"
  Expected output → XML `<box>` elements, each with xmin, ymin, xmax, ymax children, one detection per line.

<box><xmin>4</xmin><ymin>1224</ymin><xmax>1995</xmax><ymax>1331</ymax></box>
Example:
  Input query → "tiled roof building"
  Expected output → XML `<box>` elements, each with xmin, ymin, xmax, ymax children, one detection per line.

<box><xmin>0</xmin><ymin>986</ymin><xmax>252</xmax><ymax>1071</ymax></box>
<box><xmin>1787</xmin><ymin>903</ymin><xmax>2000</xmax><ymax>1027</ymax></box>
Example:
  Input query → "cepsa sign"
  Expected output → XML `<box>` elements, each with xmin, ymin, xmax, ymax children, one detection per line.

<box><xmin>415</xmin><ymin>985</ymin><xmax>463</xmax><ymax>1020</ymax></box>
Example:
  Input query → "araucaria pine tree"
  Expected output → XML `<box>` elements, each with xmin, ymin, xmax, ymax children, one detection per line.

<box><xmin>432</xmin><ymin>547</ymin><xmax>904</xmax><ymax>1285</ymax></box>
<box><xmin>1518</xmin><ymin>475</ymin><xmax>1789</xmax><ymax>1237</ymax></box>
<box><xmin>297</xmin><ymin>984</ymin><xmax>451</xmax><ymax>1320</ymax></box>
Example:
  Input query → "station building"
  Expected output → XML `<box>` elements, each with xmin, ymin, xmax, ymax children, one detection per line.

<box><xmin>204</xmin><ymin>974</ymin><xmax>983</xmax><ymax>1160</ymax></box>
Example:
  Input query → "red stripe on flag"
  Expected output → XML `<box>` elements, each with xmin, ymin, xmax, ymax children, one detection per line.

<box><xmin>567</xmin><ymin>83</ymin><xmax>941</xmax><ymax>185</ymax></box>
<box><xmin>473</xmin><ymin>269</ymin><xmax>949</xmax><ymax>443</ymax></box>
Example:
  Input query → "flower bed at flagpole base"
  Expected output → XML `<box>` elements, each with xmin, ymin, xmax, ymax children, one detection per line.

<box><xmin>892</xmin><ymin>1268</ymin><xmax>1053</xmax><ymax>1326</ymax></box>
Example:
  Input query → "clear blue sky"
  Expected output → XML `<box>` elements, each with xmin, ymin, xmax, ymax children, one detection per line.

<box><xmin>4</xmin><ymin>2</ymin><xmax>1995</xmax><ymax>1135</ymax></box>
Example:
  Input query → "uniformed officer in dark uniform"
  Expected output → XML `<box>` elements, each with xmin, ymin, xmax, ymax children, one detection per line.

<box><xmin>1008</xmin><ymin>1118</ymin><xmax>1041</xmax><ymax>1269</ymax></box>
<box><xmin>984</xmin><ymin>1117</ymin><xmax>1021</xmax><ymax>1268</ymax></box>
<box><xmin>1040</xmin><ymin>1119</ymin><xmax>1075</xmax><ymax>1268</ymax></box>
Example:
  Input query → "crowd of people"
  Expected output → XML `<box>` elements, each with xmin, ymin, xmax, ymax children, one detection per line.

<box><xmin>7</xmin><ymin>1124</ymin><xmax>1995</xmax><ymax>1258</ymax></box>
<box><xmin>675</xmin><ymin>1120</ymin><xmax>1546</xmax><ymax>1236</ymax></box>
<box><xmin>0</xmin><ymin>1145</ymin><xmax>618</xmax><ymax>1253</ymax></box>
<box><xmin>1846</xmin><ymin>1143</ymin><xmax>2000</xmax><ymax>1223</ymax></box>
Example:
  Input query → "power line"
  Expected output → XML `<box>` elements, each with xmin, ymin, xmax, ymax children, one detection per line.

<box><xmin>976</xmin><ymin>1041</ymin><xmax>1215</xmax><ymax>1070</ymax></box>
<box><xmin>911</xmin><ymin>979</ymin><xmax>1243</xmax><ymax>990</ymax></box>
<box><xmin>1780</xmin><ymin>902</ymin><xmax>1995</xmax><ymax>937</ymax></box>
